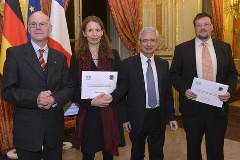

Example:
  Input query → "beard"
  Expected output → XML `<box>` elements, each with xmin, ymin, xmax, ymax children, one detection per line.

<box><xmin>197</xmin><ymin>34</ymin><xmax>209</xmax><ymax>40</ymax></box>
<box><xmin>197</xmin><ymin>30</ymin><xmax>210</xmax><ymax>40</ymax></box>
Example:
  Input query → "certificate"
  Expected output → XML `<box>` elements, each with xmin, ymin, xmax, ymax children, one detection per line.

<box><xmin>191</xmin><ymin>77</ymin><xmax>229</xmax><ymax>107</ymax></box>
<box><xmin>81</xmin><ymin>71</ymin><xmax>118</xmax><ymax>99</ymax></box>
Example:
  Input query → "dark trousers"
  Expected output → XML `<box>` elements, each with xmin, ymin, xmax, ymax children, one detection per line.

<box><xmin>182</xmin><ymin>104</ymin><xmax>228</xmax><ymax>160</ymax></box>
<box><xmin>129</xmin><ymin>108</ymin><xmax>164</xmax><ymax>160</ymax></box>
<box><xmin>16</xmin><ymin>144</ymin><xmax>62</xmax><ymax>160</ymax></box>
<box><xmin>82</xmin><ymin>151</ymin><xmax>113</xmax><ymax>160</ymax></box>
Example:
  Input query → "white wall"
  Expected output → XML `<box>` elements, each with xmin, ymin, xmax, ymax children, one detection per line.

<box><xmin>177</xmin><ymin>0</ymin><xmax>202</xmax><ymax>44</ymax></box>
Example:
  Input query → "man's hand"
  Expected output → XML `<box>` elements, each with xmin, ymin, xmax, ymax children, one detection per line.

<box><xmin>218</xmin><ymin>92</ymin><xmax>230</xmax><ymax>102</ymax></box>
<box><xmin>169</xmin><ymin>120</ymin><xmax>178</xmax><ymax>131</ymax></box>
<box><xmin>43</xmin><ymin>96</ymin><xmax>55</xmax><ymax>109</ymax></box>
<box><xmin>185</xmin><ymin>89</ymin><xmax>197</xmax><ymax>100</ymax></box>
<box><xmin>37</xmin><ymin>90</ymin><xmax>55</xmax><ymax>109</ymax></box>
<box><xmin>123</xmin><ymin>122</ymin><xmax>131</xmax><ymax>133</ymax></box>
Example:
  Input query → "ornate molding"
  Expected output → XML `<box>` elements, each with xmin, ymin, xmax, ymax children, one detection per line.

<box><xmin>0</xmin><ymin>2</ymin><xmax>4</xmax><ymax>16</ymax></box>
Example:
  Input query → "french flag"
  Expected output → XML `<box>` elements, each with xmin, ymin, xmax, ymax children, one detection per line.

<box><xmin>48</xmin><ymin>0</ymin><xmax>72</xmax><ymax>67</ymax></box>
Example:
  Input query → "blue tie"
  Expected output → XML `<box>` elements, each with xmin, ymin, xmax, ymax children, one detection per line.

<box><xmin>146</xmin><ymin>59</ymin><xmax>157</xmax><ymax>108</ymax></box>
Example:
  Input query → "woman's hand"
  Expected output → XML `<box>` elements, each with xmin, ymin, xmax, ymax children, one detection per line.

<box><xmin>91</xmin><ymin>93</ymin><xmax>112</xmax><ymax>107</ymax></box>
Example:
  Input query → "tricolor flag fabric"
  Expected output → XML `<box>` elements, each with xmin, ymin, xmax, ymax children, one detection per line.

<box><xmin>48</xmin><ymin>0</ymin><xmax>72</xmax><ymax>67</ymax></box>
<box><xmin>0</xmin><ymin>0</ymin><xmax>28</xmax><ymax>153</ymax></box>
<box><xmin>27</xmin><ymin>0</ymin><xmax>41</xmax><ymax>39</ymax></box>
<box><xmin>0</xmin><ymin>0</ymin><xmax>28</xmax><ymax>75</ymax></box>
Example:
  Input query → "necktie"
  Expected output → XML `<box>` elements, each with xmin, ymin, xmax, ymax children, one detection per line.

<box><xmin>202</xmin><ymin>43</ymin><xmax>213</xmax><ymax>81</ymax></box>
<box><xmin>146</xmin><ymin>59</ymin><xmax>157</xmax><ymax>108</ymax></box>
<box><xmin>39</xmin><ymin>49</ymin><xmax>46</xmax><ymax>70</ymax></box>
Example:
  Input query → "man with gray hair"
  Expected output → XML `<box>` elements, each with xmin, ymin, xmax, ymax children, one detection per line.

<box><xmin>111</xmin><ymin>27</ymin><xmax>178</xmax><ymax>160</ymax></box>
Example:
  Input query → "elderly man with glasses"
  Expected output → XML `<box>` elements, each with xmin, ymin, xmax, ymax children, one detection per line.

<box><xmin>1</xmin><ymin>11</ymin><xmax>74</xmax><ymax>160</ymax></box>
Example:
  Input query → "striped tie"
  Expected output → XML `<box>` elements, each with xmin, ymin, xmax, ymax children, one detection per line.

<box><xmin>39</xmin><ymin>49</ymin><xmax>46</xmax><ymax>70</ymax></box>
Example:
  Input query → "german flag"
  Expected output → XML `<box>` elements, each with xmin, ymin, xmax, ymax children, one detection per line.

<box><xmin>0</xmin><ymin>0</ymin><xmax>28</xmax><ymax>75</ymax></box>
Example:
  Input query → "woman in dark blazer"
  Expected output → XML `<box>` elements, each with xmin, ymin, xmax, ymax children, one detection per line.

<box><xmin>69</xmin><ymin>16</ymin><xmax>125</xmax><ymax>160</ymax></box>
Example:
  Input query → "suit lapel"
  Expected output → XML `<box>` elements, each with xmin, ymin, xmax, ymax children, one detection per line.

<box><xmin>154</xmin><ymin>57</ymin><xmax>162</xmax><ymax>95</ymax></box>
<box><xmin>212</xmin><ymin>40</ymin><xmax>223</xmax><ymax>81</ymax></box>
<box><xmin>187</xmin><ymin>39</ymin><xmax>197</xmax><ymax>73</ymax></box>
<box><xmin>133</xmin><ymin>54</ymin><xmax>145</xmax><ymax>92</ymax></box>
<box><xmin>47</xmin><ymin>48</ymin><xmax>58</xmax><ymax>83</ymax></box>
<box><xmin>24</xmin><ymin>42</ymin><xmax>45</xmax><ymax>79</ymax></box>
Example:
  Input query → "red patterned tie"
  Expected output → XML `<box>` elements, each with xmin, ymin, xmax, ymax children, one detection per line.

<box><xmin>39</xmin><ymin>49</ymin><xmax>46</xmax><ymax>70</ymax></box>
<box><xmin>202</xmin><ymin>43</ymin><xmax>213</xmax><ymax>81</ymax></box>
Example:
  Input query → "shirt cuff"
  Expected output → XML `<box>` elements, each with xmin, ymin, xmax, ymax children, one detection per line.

<box><xmin>52</xmin><ymin>101</ymin><xmax>57</xmax><ymax>108</ymax></box>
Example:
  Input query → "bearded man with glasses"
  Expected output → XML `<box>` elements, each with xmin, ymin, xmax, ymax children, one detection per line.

<box><xmin>169</xmin><ymin>12</ymin><xmax>238</xmax><ymax>160</ymax></box>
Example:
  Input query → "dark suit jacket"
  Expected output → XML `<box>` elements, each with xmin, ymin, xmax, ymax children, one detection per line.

<box><xmin>1</xmin><ymin>41</ymin><xmax>74</xmax><ymax>151</ymax></box>
<box><xmin>169</xmin><ymin>38</ymin><xmax>238</xmax><ymax>116</ymax></box>
<box><xmin>112</xmin><ymin>54</ymin><xmax>176</xmax><ymax>133</ymax></box>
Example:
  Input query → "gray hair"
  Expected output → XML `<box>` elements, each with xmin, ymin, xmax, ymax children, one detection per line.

<box><xmin>138</xmin><ymin>27</ymin><xmax>161</xmax><ymax>43</ymax></box>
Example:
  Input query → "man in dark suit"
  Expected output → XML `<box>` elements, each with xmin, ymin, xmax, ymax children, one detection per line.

<box><xmin>1</xmin><ymin>11</ymin><xmax>74</xmax><ymax>160</ymax></box>
<box><xmin>169</xmin><ymin>12</ymin><xmax>238</xmax><ymax>160</ymax></box>
<box><xmin>111</xmin><ymin>27</ymin><xmax>178</xmax><ymax>160</ymax></box>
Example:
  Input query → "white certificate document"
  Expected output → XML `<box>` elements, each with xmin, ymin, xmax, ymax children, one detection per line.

<box><xmin>191</xmin><ymin>77</ymin><xmax>229</xmax><ymax>107</ymax></box>
<box><xmin>81</xmin><ymin>71</ymin><xmax>118</xmax><ymax>99</ymax></box>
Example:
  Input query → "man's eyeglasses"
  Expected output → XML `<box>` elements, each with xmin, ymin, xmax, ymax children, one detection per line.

<box><xmin>195</xmin><ymin>23</ymin><xmax>212</xmax><ymax>29</ymax></box>
<box><xmin>28</xmin><ymin>22</ymin><xmax>49</xmax><ymax>28</ymax></box>
<box><xmin>140</xmin><ymin>39</ymin><xmax>157</xmax><ymax>44</ymax></box>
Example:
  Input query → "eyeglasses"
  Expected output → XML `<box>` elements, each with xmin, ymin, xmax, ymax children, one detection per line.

<box><xmin>140</xmin><ymin>39</ymin><xmax>157</xmax><ymax>44</ymax></box>
<box><xmin>28</xmin><ymin>22</ymin><xmax>49</xmax><ymax>28</ymax></box>
<box><xmin>195</xmin><ymin>23</ymin><xmax>212</xmax><ymax>29</ymax></box>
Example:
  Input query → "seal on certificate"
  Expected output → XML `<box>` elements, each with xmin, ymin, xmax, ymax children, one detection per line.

<box><xmin>218</xmin><ymin>87</ymin><xmax>223</xmax><ymax>91</ymax></box>
<box><xmin>109</xmin><ymin>75</ymin><xmax>114</xmax><ymax>80</ymax></box>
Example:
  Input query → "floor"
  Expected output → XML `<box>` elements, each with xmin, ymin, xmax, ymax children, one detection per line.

<box><xmin>1</xmin><ymin>99</ymin><xmax>240</xmax><ymax>160</ymax></box>
<box><xmin>63</xmin><ymin>100</ymin><xmax>240</xmax><ymax>160</ymax></box>
<box><xmin>2</xmin><ymin>125</ymin><xmax>240</xmax><ymax>160</ymax></box>
<box><xmin>61</xmin><ymin>126</ymin><xmax>240</xmax><ymax>160</ymax></box>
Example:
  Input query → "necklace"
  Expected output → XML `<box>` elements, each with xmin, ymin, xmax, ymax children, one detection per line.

<box><xmin>89</xmin><ymin>47</ymin><xmax>98</xmax><ymax>60</ymax></box>
<box><xmin>89</xmin><ymin>47</ymin><xmax>98</xmax><ymax>66</ymax></box>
